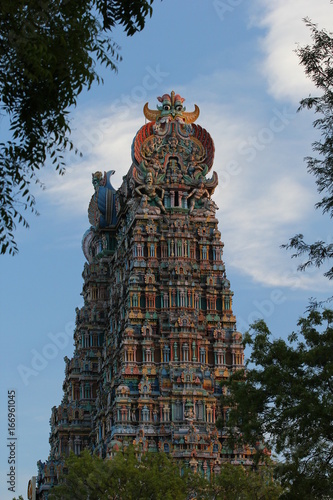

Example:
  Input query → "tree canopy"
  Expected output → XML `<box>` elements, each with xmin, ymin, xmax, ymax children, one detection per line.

<box><xmin>222</xmin><ymin>311</ymin><xmax>333</xmax><ymax>499</ymax></box>
<box><xmin>48</xmin><ymin>448</ymin><xmax>186</xmax><ymax>500</ymax></box>
<box><xmin>44</xmin><ymin>447</ymin><xmax>282</xmax><ymax>500</ymax></box>
<box><xmin>221</xmin><ymin>15</ymin><xmax>333</xmax><ymax>498</ymax></box>
<box><xmin>283</xmin><ymin>17</ymin><xmax>333</xmax><ymax>283</ymax></box>
<box><xmin>0</xmin><ymin>0</ymin><xmax>155</xmax><ymax>255</ymax></box>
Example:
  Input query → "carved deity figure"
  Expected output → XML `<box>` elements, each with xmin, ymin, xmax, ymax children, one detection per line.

<box><xmin>187</xmin><ymin>179</ymin><xmax>210</xmax><ymax>213</ymax></box>
<box><xmin>135</xmin><ymin>171</ymin><xmax>166</xmax><ymax>213</ymax></box>
<box><xmin>137</xmin><ymin>194</ymin><xmax>149</xmax><ymax>214</ymax></box>
<box><xmin>146</xmin><ymin>158</ymin><xmax>162</xmax><ymax>175</ymax></box>
<box><xmin>92</xmin><ymin>171</ymin><xmax>104</xmax><ymax>190</ymax></box>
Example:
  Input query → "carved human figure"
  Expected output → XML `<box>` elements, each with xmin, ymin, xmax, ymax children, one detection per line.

<box><xmin>135</xmin><ymin>171</ymin><xmax>166</xmax><ymax>213</ymax></box>
<box><xmin>203</xmin><ymin>197</ymin><xmax>218</xmax><ymax>214</ymax></box>
<box><xmin>167</xmin><ymin>134</ymin><xmax>178</xmax><ymax>151</ymax></box>
<box><xmin>137</xmin><ymin>194</ymin><xmax>149</xmax><ymax>214</ymax></box>
<box><xmin>187</xmin><ymin>179</ymin><xmax>210</xmax><ymax>213</ymax></box>
<box><xmin>92</xmin><ymin>171</ymin><xmax>103</xmax><ymax>190</ymax></box>
<box><xmin>187</xmin><ymin>155</ymin><xmax>204</xmax><ymax>178</ymax></box>
<box><xmin>146</xmin><ymin>158</ymin><xmax>162</xmax><ymax>174</ymax></box>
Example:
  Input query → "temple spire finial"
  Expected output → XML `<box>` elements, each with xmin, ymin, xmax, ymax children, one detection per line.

<box><xmin>144</xmin><ymin>91</ymin><xmax>200</xmax><ymax>124</ymax></box>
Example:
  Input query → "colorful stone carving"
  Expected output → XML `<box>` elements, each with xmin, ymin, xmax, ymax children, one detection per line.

<box><xmin>34</xmin><ymin>93</ymin><xmax>251</xmax><ymax>498</ymax></box>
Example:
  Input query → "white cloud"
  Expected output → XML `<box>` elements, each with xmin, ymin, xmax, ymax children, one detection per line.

<box><xmin>202</xmin><ymin>108</ymin><xmax>327</xmax><ymax>291</ymax></box>
<box><xmin>254</xmin><ymin>0</ymin><xmax>333</xmax><ymax>102</ymax></box>
<box><xmin>220</xmin><ymin>177</ymin><xmax>325</xmax><ymax>290</ymax></box>
<box><xmin>40</xmin><ymin>109</ymin><xmax>145</xmax><ymax>215</ymax></box>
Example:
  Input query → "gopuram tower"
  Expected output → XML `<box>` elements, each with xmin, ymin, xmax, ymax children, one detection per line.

<box><xmin>33</xmin><ymin>92</ymin><xmax>248</xmax><ymax>498</ymax></box>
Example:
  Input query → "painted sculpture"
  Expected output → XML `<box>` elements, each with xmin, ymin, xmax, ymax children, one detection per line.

<box><xmin>33</xmin><ymin>93</ymin><xmax>252</xmax><ymax>499</ymax></box>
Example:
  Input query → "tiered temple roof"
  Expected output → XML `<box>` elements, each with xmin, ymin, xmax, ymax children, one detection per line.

<box><xmin>32</xmin><ymin>92</ymin><xmax>251</xmax><ymax>499</ymax></box>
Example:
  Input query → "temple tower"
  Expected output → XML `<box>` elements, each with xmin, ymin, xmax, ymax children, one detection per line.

<box><xmin>33</xmin><ymin>92</ymin><xmax>248</xmax><ymax>498</ymax></box>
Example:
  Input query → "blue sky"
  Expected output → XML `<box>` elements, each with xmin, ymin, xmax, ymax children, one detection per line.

<box><xmin>1</xmin><ymin>0</ymin><xmax>333</xmax><ymax>497</ymax></box>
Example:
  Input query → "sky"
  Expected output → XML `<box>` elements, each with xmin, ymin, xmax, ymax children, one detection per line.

<box><xmin>1</xmin><ymin>0</ymin><xmax>333</xmax><ymax>497</ymax></box>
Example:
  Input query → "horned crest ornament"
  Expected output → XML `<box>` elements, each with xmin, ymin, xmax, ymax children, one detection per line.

<box><xmin>144</xmin><ymin>90</ymin><xmax>200</xmax><ymax>124</ymax></box>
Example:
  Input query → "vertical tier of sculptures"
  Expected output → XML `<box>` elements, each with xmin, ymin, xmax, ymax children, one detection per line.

<box><xmin>32</xmin><ymin>92</ymin><xmax>250</xmax><ymax>499</ymax></box>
